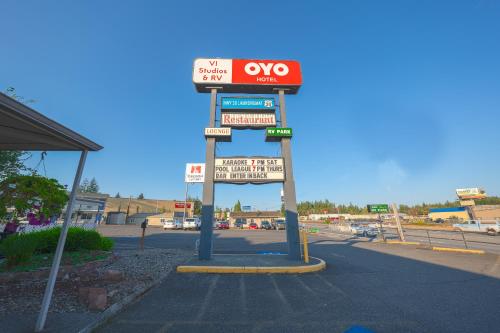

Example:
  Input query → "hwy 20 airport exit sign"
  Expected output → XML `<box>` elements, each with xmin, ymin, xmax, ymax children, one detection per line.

<box><xmin>193</xmin><ymin>59</ymin><xmax>302</xmax><ymax>94</ymax></box>
<box><xmin>367</xmin><ymin>204</ymin><xmax>389</xmax><ymax>213</ymax></box>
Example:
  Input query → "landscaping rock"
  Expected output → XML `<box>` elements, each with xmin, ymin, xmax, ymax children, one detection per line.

<box><xmin>87</xmin><ymin>288</ymin><xmax>107</xmax><ymax>311</ymax></box>
<box><xmin>103</xmin><ymin>269</ymin><xmax>124</xmax><ymax>281</ymax></box>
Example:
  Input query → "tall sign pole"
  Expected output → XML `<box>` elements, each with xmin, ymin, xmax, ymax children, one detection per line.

<box><xmin>199</xmin><ymin>88</ymin><xmax>218</xmax><ymax>260</ymax></box>
<box><xmin>278</xmin><ymin>89</ymin><xmax>301</xmax><ymax>260</ymax></box>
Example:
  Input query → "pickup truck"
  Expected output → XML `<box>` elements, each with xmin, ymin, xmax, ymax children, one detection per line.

<box><xmin>453</xmin><ymin>220</ymin><xmax>500</xmax><ymax>235</ymax></box>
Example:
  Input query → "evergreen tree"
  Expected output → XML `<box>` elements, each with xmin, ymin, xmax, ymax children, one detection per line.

<box><xmin>79</xmin><ymin>178</ymin><xmax>90</xmax><ymax>192</ymax></box>
<box><xmin>138</xmin><ymin>193</ymin><xmax>145</xmax><ymax>199</ymax></box>
<box><xmin>87</xmin><ymin>177</ymin><xmax>99</xmax><ymax>193</ymax></box>
<box><xmin>233</xmin><ymin>200</ymin><xmax>242</xmax><ymax>212</ymax></box>
<box><xmin>115</xmin><ymin>192</ymin><xmax>121</xmax><ymax>198</ymax></box>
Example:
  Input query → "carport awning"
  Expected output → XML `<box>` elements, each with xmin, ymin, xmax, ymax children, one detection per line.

<box><xmin>0</xmin><ymin>92</ymin><xmax>102</xmax><ymax>151</ymax></box>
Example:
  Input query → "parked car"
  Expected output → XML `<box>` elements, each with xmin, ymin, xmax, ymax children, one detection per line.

<box><xmin>217</xmin><ymin>221</ymin><xmax>230</xmax><ymax>230</ymax></box>
<box><xmin>249</xmin><ymin>222</ymin><xmax>259</xmax><ymax>230</ymax></box>
<box><xmin>275</xmin><ymin>220</ymin><xmax>286</xmax><ymax>230</ymax></box>
<box><xmin>162</xmin><ymin>220</ymin><xmax>177</xmax><ymax>230</ymax></box>
<box><xmin>363</xmin><ymin>226</ymin><xmax>378</xmax><ymax>237</ymax></box>
<box><xmin>235</xmin><ymin>220</ymin><xmax>247</xmax><ymax>229</ymax></box>
<box><xmin>350</xmin><ymin>224</ymin><xmax>366</xmax><ymax>236</ymax></box>
<box><xmin>183</xmin><ymin>217</ymin><xmax>201</xmax><ymax>230</ymax></box>
<box><xmin>261</xmin><ymin>221</ymin><xmax>273</xmax><ymax>230</ymax></box>
<box><xmin>453</xmin><ymin>220</ymin><xmax>500</xmax><ymax>235</ymax></box>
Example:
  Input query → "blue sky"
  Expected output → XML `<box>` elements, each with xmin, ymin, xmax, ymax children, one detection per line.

<box><xmin>1</xmin><ymin>0</ymin><xmax>499</xmax><ymax>210</ymax></box>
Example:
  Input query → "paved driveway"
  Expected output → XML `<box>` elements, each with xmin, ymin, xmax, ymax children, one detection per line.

<box><xmin>97</xmin><ymin>228</ymin><xmax>500</xmax><ymax>333</ymax></box>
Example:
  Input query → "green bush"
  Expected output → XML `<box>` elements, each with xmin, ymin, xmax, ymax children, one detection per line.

<box><xmin>65</xmin><ymin>228</ymin><xmax>102</xmax><ymax>251</ymax></box>
<box><xmin>0</xmin><ymin>234</ymin><xmax>37</xmax><ymax>266</ymax></box>
<box><xmin>100</xmin><ymin>237</ymin><xmax>114</xmax><ymax>251</ymax></box>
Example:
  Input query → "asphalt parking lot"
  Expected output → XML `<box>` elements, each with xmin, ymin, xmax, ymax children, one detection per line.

<box><xmin>97</xmin><ymin>226</ymin><xmax>500</xmax><ymax>333</ymax></box>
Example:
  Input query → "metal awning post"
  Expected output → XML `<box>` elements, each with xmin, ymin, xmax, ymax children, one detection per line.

<box><xmin>35</xmin><ymin>150</ymin><xmax>88</xmax><ymax>332</ymax></box>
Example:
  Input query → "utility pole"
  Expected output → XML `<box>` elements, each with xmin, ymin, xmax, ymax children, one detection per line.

<box><xmin>392</xmin><ymin>203</ymin><xmax>405</xmax><ymax>241</ymax></box>
<box><xmin>183</xmin><ymin>182</ymin><xmax>189</xmax><ymax>222</ymax></box>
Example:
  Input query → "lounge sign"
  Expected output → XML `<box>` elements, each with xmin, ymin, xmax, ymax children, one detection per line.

<box><xmin>204</xmin><ymin>127</ymin><xmax>232</xmax><ymax>142</ymax></box>
<box><xmin>214</xmin><ymin>157</ymin><xmax>285</xmax><ymax>183</ymax></box>
<box><xmin>221</xmin><ymin>97</ymin><xmax>275</xmax><ymax>111</ymax></box>
<box><xmin>221</xmin><ymin>113</ymin><xmax>276</xmax><ymax>128</ymax></box>
<box><xmin>193</xmin><ymin>58</ymin><xmax>302</xmax><ymax>94</ymax></box>
<box><xmin>265</xmin><ymin>127</ymin><xmax>293</xmax><ymax>142</ymax></box>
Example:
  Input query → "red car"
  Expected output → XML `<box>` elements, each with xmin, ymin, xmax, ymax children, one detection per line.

<box><xmin>249</xmin><ymin>222</ymin><xmax>259</xmax><ymax>230</ymax></box>
<box><xmin>217</xmin><ymin>221</ymin><xmax>230</xmax><ymax>229</ymax></box>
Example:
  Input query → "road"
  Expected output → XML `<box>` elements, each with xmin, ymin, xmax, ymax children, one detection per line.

<box><xmin>308</xmin><ymin>223</ymin><xmax>500</xmax><ymax>255</ymax></box>
<box><xmin>97</xmin><ymin>226</ymin><xmax>500</xmax><ymax>333</ymax></box>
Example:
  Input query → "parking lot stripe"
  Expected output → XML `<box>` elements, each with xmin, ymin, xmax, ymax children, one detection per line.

<box><xmin>292</xmin><ymin>275</ymin><xmax>316</xmax><ymax>296</ymax></box>
<box><xmin>270</xmin><ymin>275</ymin><xmax>293</xmax><ymax>313</ymax></box>
<box><xmin>314</xmin><ymin>273</ymin><xmax>348</xmax><ymax>297</ymax></box>
<box><xmin>195</xmin><ymin>275</ymin><xmax>219</xmax><ymax>322</ymax></box>
<box><xmin>239</xmin><ymin>275</ymin><xmax>248</xmax><ymax>316</ymax></box>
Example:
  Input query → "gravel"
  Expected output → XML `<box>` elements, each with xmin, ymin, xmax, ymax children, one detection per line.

<box><xmin>0</xmin><ymin>248</ymin><xmax>192</xmax><ymax>315</ymax></box>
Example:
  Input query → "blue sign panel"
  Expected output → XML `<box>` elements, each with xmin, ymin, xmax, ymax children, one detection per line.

<box><xmin>221</xmin><ymin>97</ymin><xmax>275</xmax><ymax>110</ymax></box>
<box><xmin>242</xmin><ymin>205</ymin><xmax>252</xmax><ymax>212</ymax></box>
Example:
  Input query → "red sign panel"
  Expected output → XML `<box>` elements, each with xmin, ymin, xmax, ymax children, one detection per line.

<box><xmin>175</xmin><ymin>203</ymin><xmax>192</xmax><ymax>209</ymax></box>
<box><xmin>231</xmin><ymin>59</ymin><xmax>302</xmax><ymax>86</ymax></box>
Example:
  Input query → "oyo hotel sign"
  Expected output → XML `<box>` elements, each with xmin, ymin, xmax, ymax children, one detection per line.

<box><xmin>193</xmin><ymin>58</ymin><xmax>302</xmax><ymax>94</ymax></box>
<box><xmin>204</xmin><ymin>127</ymin><xmax>232</xmax><ymax>142</ymax></box>
<box><xmin>221</xmin><ymin>113</ymin><xmax>276</xmax><ymax>128</ymax></box>
<box><xmin>214</xmin><ymin>157</ymin><xmax>285</xmax><ymax>184</ymax></box>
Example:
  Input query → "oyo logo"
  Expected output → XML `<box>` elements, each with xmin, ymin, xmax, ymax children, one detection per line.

<box><xmin>244</xmin><ymin>62</ymin><xmax>289</xmax><ymax>76</ymax></box>
<box><xmin>191</xmin><ymin>165</ymin><xmax>202</xmax><ymax>174</ymax></box>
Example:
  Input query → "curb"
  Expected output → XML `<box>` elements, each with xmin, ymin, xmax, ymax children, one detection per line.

<box><xmin>432</xmin><ymin>247</ymin><xmax>485</xmax><ymax>255</ymax></box>
<box><xmin>176</xmin><ymin>256</ymin><xmax>326</xmax><ymax>274</ymax></box>
<box><xmin>385</xmin><ymin>240</ymin><xmax>421</xmax><ymax>245</ymax></box>
<box><xmin>77</xmin><ymin>266</ymin><xmax>176</xmax><ymax>333</ymax></box>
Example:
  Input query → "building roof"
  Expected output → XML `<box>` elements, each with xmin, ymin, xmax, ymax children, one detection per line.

<box><xmin>429</xmin><ymin>207</ymin><xmax>466</xmax><ymax>213</ymax></box>
<box><xmin>127</xmin><ymin>213</ymin><xmax>158</xmax><ymax>219</ymax></box>
<box><xmin>0</xmin><ymin>92</ymin><xmax>102</xmax><ymax>151</ymax></box>
<box><xmin>230</xmin><ymin>211</ymin><xmax>282</xmax><ymax>218</ymax></box>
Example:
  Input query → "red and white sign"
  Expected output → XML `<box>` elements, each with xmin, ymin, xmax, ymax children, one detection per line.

<box><xmin>221</xmin><ymin>113</ymin><xmax>276</xmax><ymax>128</ymax></box>
<box><xmin>185</xmin><ymin>163</ymin><xmax>205</xmax><ymax>183</ymax></box>
<box><xmin>193</xmin><ymin>58</ymin><xmax>302</xmax><ymax>94</ymax></box>
<box><xmin>175</xmin><ymin>202</ymin><xmax>192</xmax><ymax>209</ymax></box>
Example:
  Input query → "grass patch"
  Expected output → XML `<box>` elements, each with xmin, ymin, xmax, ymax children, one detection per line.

<box><xmin>0</xmin><ymin>250</ymin><xmax>110</xmax><ymax>273</ymax></box>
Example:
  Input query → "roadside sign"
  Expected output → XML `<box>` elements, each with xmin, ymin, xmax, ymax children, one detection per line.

<box><xmin>221</xmin><ymin>97</ymin><xmax>275</xmax><ymax>111</ymax></box>
<box><xmin>193</xmin><ymin>58</ymin><xmax>302</xmax><ymax>94</ymax></box>
<box><xmin>204</xmin><ymin>127</ymin><xmax>231</xmax><ymax>142</ymax></box>
<box><xmin>175</xmin><ymin>202</ymin><xmax>192</xmax><ymax>209</ymax></box>
<box><xmin>265</xmin><ymin>127</ymin><xmax>292</xmax><ymax>142</ymax></box>
<box><xmin>455</xmin><ymin>188</ymin><xmax>486</xmax><ymax>200</ymax></box>
<box><xmin>185</xmin><ymin>163</ymin><xmax>205</xmax><ymax>183</ymax></box>
<box><xmin>214</xmin><ymin>157</ymin><xmax>284</xmax><ymax>184</ymax></box>
<box><xmin>242</xmin><ymin>205</ymin><xmax>251</xmax><ymax>212</ymax></box>
<box><xmin>367</xmin><ymin>204</ymin><xmax>389</xmax><ymax>213</ymax></box>
<box><xmin>221</xmin><ymin>112</ymin><xmax>276</xmax><ymax>128</ymax></box>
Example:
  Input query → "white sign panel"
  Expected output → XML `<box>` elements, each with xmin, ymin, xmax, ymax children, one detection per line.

<box><xmin>185</xmin><ymin>163</ymin><xmax>205</xmax><ymax>183</ymax></box>
<box><xmin>204</xmin><ymin>127</ymin><xmax>231</xmax><ymax>137</ymax></box>
<box><xmin>214</xmin><ymin>157</ymin><xmax>284</xmax><ymax>183</ymax></box>
<box><xmin>193</xmin><ymin>59</ymin><xmax>232</xmax><ymax>84</ymax></box>
<box><xmin>220</xmin><ymin>113</ymin><xmax>276</xmax><ymax>128</ymax></box>
<box><xmin>455</xmin><ymin>188</ymin><xmax>486</xmax><ymax>199</ymax></box>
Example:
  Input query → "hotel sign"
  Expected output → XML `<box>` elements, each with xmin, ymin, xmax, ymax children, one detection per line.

<box><xmin>185</xmin><ymin>163</ymin><xmax>206</xmax><ymax>183</ymax></box>
<box><xmin>221</xmin><ymin>97</ymin><xmax>275</xmax><ymax>111</ymax></box>
<box><xmin>204</xmin><ymin>127</ymin><xmax>232</xmax><ymax>142</ymax></box>
<box><xmin>214</xmin><ymin>157</ymin><xmax>285</xmax><ymax>184</ymax></box>
<box><xmin>193</xmin><ymin>58</ymin><xmax>302</xmax><ymax>94</ymax></box>
<box><xmin>221</xmin><ymin>113</ymin><xmax>276</xmax><ymax>128</ymax></box>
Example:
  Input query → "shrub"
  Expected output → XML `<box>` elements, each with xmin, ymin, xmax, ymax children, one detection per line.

<box><xmin>100</xmin><ymin>237</ymin><xmax>114</xmax><ymax>251</ymax></box>
<box><xmin>65</xmin><ymin>228</ymin><xmax>102</xmax><ymax>251</ymax></box>
<box><xmin>0</xmin><ymin>234</ymin><xmax>37</xmax><ymax>266</ymax></box>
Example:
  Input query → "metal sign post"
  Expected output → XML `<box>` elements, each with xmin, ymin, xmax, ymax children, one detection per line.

<box><xmin>278</xmin><ymin>89</ymin><xmax>301</xmax><ymax>260</ymax></box>
<box><xmin>199</xmin><ymin>88</ymin><xmax>218</xmax><ymax>260</ymax></box>
<box><xmin>392</xmin><ymin>203</ymin><xmax>405</xmax><ymax>241</ymax></box>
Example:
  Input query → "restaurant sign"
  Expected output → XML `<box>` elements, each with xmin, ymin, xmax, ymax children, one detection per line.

<box><xmin>221</xmin><ymin>97</ymin><xmax>275</xmax><ymax>111</ymax></box>
<box><xmin>214</xmin><ymin>157</ymin><xmax>285</xmax><ymax>184</ymax></box>
<box><xmin>221</xmin><ymin>113</ymin><xmax>276</xmax><ymax>128</ymax></box>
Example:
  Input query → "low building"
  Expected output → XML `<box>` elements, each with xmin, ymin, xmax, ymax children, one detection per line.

<box><xmin>229</xmin><ymin>211</ymin><xmax>282</xmax><ymax>228</ymax></box>
<box><xmin>146</xmin><ymin>213</ymin><xmax>172</xmax><ymax>227</ymax></box>
<box><xmin>106</xmin><ymin>212</ymin><xmax>127</xmax><ymax>225</ymax></box>
<box><xmin>126</xmin><ymin>212</ymin><xmax>158</xmax><ymax>225</ymax></box>
<box><xmin>428</xmin><ymin>207</ymin><xmax>469</xmax><ymax>221</ymax></box>
<box><xmin>471</xmin><ymin>205</ymin><xmax>500</xmax><ymax>220</ymax></box>
<box><xmin>61</xmin><ymin>193</ymin><xmax>107</xmax><ymax>224</ymax></box>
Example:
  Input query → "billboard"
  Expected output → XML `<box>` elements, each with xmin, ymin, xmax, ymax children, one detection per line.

<box><xmin>193</xmin><ymin>58</ymin><xmax>302</xmax><ymax>94</ymax></box>
<box><xmin>175</xmin><ymin>202</ymin><xmax>192</xmax><ymax>209</ymax></box>
<box><xmin>214</xmin><ymin>157</ymin><xmax>284</xmax><ymax>184</ymax></box>
<box><xmin>221</xmin><ymin>113</ymin><xmax>276</xmax><ymax>128</ymax></box>
<box><xmin>456</xmin><ymin>188</ymin><xmax>486</xmax><ymax>200</ymax></box>
<box><xmin>221</xmin><ymin>97</ymin><xmax>275</xmax><ymax>111</ymax></box>
<box><xmin>185</xmin><ymin>163</ymin><xmax>205</xmax><ymax>183</ymax></box>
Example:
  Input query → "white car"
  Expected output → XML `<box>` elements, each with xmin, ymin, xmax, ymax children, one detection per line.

<box><xmin>183</xmin><ymin>217</ymin><xmax>201</xmax><ymax>230</ymax></box>
<box><xmin>163</xmin><ymin>220</ymin><xmax>177</xmax><ymax>230</ymax></box>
